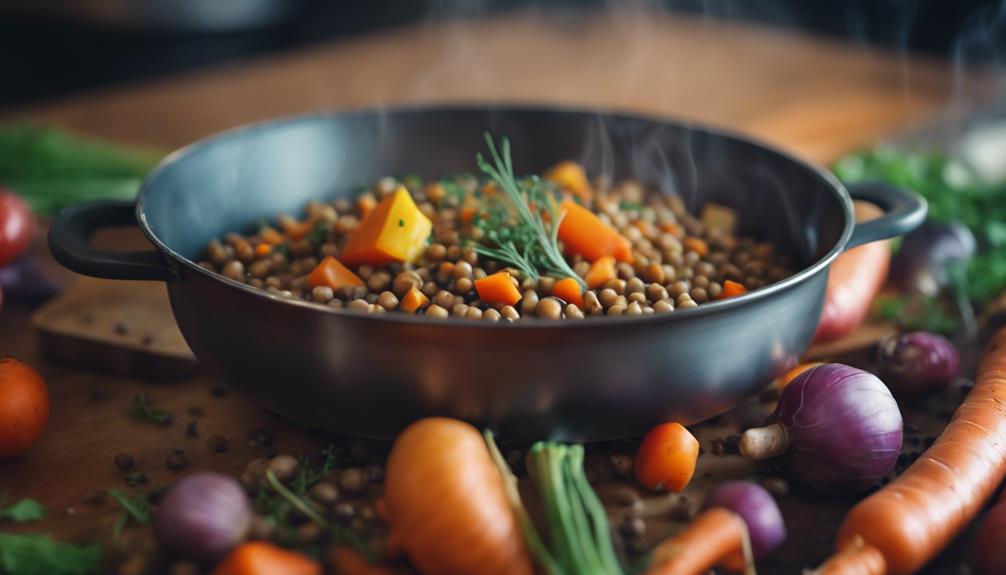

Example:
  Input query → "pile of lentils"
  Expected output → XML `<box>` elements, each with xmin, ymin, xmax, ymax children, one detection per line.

<box><xmin>199</xmin><ymin>174</ymin><xmax>796</xmax><ymax>321</ymax></box>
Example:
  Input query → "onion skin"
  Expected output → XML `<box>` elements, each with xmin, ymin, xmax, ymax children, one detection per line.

<box><xmin>890</xmin><ymin>221</ymin><xmax>976</xmax><ymax>297</ymax></box>
<box><xmin>702</xmin><ymin>481</ymin><xmax>786</xmax><ymax>558</ymax></box>
<box><xmin>877</xmin><ymin>331</ymin><xmax>960</xmax><ymax>396</ymax></box>
<box><xmin>154</xmin><ymin>472</ymin><xmax>252</xmax><ymax>564</ymax></box>
<box><xmin>753</xmin><ymin>364</ymin><xmax>903</xmax><ymax>495</ymax></box>
<box><xmin>973</xmin><ymin>498</ymin><xmax>1006</xmax><ymax>575</ymax></box>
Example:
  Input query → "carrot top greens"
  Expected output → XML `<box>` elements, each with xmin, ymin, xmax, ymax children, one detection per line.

<box><xmin>474</xmin><ymin>134</ymin><xmax>585</xmax><ymax>287</ymax></box>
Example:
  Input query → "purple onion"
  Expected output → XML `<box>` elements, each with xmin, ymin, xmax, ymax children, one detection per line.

<box><xmin>740</xmin><ymin>364</ymin><xmax>903</xmax><ymax>495</ymax></box>
<box><xmin>877</xmin><ymin>331</ymin><xmax>960</xmax><ymax>396</ymax></box>
<box><xmin>702</xmin><ymin>481</ymin><xmax>786</xmax><ymax>558</ymax></box>
<box><xmin>153</xmin><ymin>472</ymin><xmax>252</xmax><ymax>563</ymax></box>
<box><xmin>890</xmin><ymin>221</ymin><xmax>975</xmax><ymax>296</ymax></box>
<box><xmin>0</xmin><ymin>257</ymin><xmax>60</xmax><ymax>307</ymax></box>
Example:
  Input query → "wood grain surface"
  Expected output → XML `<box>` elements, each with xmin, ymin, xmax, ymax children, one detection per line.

<box><xmin>0</xmin><ymin>9</ymin><xmax>996</xmax><ymax>573</ymax></box>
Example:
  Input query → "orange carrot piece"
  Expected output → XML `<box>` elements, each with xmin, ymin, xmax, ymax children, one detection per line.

<box><xmin>212</xmin><ymin>542</ymin><xmax>321</xmax><ymax>575</ymax></box>
<box><xmin>814</xmin><ymin>327</ymin><xmax>1006</xmax><ymax>575</ymax></box>
<box><xmin>328</xmin><ymin>547</ymin><xmax>392</xmax><ymax>575</ymax></box>
<box><xmin>460</xmin><ymin>206</ymin><xmax>477</xmax><ymax>225</ymax></box>
<box><xmin>811</xmin><ymin>537</ymin><xmax>886</xmax><ymax>575</ymax></box>
<box><xmin>557</xmin><ymin>200</ymin><xmax>633</xmax><ymax>263</ymax></box>
<box><xmin>400</xmin><ymin>286</ymin><xmax>430</xmax><ymax>313</ymax></box>
<box><xmin>719</xmin><ymin>280</ymin><xmax>748</xmax><ymax>299</ymax></box>
<box><xmin>545</xmin><ymin>160</ymin><xmax>593</xmax><ymax>202</ymax></box>
<box><xmin>341</xmin><ymin>188</ymin><xmax>432</xmax><ymax>266</ymax></box>
<box><xmin>682</xmin><ymin>237</ymin><xmax>708</xmax><ymax>257</ymax></box>
<box><xmin>585</xmin><ymin>256</ymin><xmax>617</xmax><ymax>289</ymax></box>
<box><xmin>644</xmin><ymin>508</ymin><xmax>749</xmax><ymax>575</ymax></box>
<box><xmin>777</xmin><ymin>362</ymin><xmax>824</xmax><ymax>391</ymax></box>
<box><xmin>634</xmin><ymin>422</ymin><xmax>699</xmax><ymax>492</ymax></box>
<box><xmin>660</xmin><ymin>222</ymin><xmax>684</xmax><ymax>238</ymax></box>
<box><xmin>307</xmin><ymin>256</ymin><xmax>364</xmax><ymax>290</ymax></box>
<box><xmin>552</xmin><ymin>277</ymin><xmax>584</xmax><ymax>308</ymax></box>
<box><xmin>425</xmin><ymin>183</ymin><xmax>447</xmax><ymax>203</ymax></box>
<box><xmin>260</xmin><ymin>227</ymin><xmax>286</xmax><ymax>246</ymax></box>
<box><xmin>358</xmin><ymin>194</ymin><xmax>378</xmax><ymax>217</ymax></box>
<box><xmin>255</xmin><ymin>243</ymin><xmax>273</xmax><ymax>257</ymax></box>
<box><xmin>475</xmin><ymin>272</ymin><xmax>522</xmax><ymax>306</ymax></box>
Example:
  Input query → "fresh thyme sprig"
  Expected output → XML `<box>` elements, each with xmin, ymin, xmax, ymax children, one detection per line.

<box><xmin>475</xmin><ymin>134</ymin><xmax>585</xmax><ymax>287</ymax></box>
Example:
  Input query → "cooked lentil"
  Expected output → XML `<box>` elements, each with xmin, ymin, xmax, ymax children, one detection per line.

<box><xmin>201</xmin><ymin>167</ymin><xmax>795</xmax><ymax>321</ymax></box>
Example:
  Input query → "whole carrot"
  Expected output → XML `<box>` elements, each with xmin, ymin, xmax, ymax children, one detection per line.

<box><xmin>644</xmin><ymin>508</ymin><xmax>751</xmax><ymax>575</ymax></box>
<box><xmin>811</xmin><ymin>327</ymin><xmax>1006</xmax><ymax>575</ymax></box>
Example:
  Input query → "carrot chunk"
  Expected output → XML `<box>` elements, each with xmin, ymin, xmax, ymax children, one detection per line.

<box><xmin>719</xmin><ymin>280</ymin><xmax>748</xmax><ymax>299</ymax></box>
<box><xmin>341</xmin><ymin>187</ymin><xmax>433</xmax><ymax>266</ymax></box>
<box><xmin>254</xmin><ymin>243</ymin><xmax>272</xmax><ymax>257</ymax></box>
<box><xmin>400</xmin><ymin>285</ymin><xmax>430</xmax><ymax>313</ymax></box>
<box><xmin>585</xmin><ymin>256</ymin><xmax>617</xmax><ymax>290</ymax></box>
<box><xmin>475</xmin><ymin>272</ymin><xmax>522</xmax><ymax>306</ymax></box>
<box><xmin>557</xmin><ymin>200</ymin><xmax>633</xmax><ymax>263</ymax></box>
<box><xmin>307</xmin><ymin>256</ymin><xmax>364</xmax><ymax>290</ymax></box>
<box><xmin>212</xmin><ymin>541</ymin><xmax>321</xmax><ymax>575</ymax></box>
<box><xmin>682</xmin><ymin>237</ymin><xmax>708</xmax><ymax>257</ymax></box>
<box><xmin>552</xmin><ymin>277</ymin><xmax>584</xmax><ymax>308</ymax></box>
<box><xmin>545</xmin><ymin>160</ymin><xmax>593</xmax><ymax>201</ymax></box>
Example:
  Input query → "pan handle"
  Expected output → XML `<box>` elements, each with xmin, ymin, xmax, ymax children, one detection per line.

<box><xmin>49</xmin><ymin>200</ymin><xmax>177</xmax><ymax>282</ymax></box>
<box><xmin>845</xmin><ymin>182</ymin><xmax>927</xmax><ymax>249</ymax></box>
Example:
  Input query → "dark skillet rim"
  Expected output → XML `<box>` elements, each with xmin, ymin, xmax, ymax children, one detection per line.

<box><xmin>135</xmin><ymin>103</ymin><xmax>854</xmax><ymax>330</ymax></box>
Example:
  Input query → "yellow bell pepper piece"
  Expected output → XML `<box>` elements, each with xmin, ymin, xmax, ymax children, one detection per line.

<box><xmin>341</xmin><ymin>186</ymin><xmax>433</xmax><ymax>266</ymax></box>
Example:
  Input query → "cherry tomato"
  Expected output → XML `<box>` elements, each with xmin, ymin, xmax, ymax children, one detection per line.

<box><xmin>0</xmin><ymin>357</ymin><xmax>50</xmax><ymax>459</ymax></box>
<box><xmin>634</xmin><ymin>422</ymin><xmax>699</xmax><ymax>492</ymax></box>
<box><xmin>0</xmin><ymin>190</ymin><xmax>35</xmax><ymax>268</ymax></box>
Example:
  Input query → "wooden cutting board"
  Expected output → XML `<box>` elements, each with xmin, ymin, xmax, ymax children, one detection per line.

<box><xmin>32</xmin><ymin>278</ymin><xmax>198</xmax><ymax>379</ymax></box>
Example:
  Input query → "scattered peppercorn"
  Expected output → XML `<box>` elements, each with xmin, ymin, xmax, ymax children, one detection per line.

<box><xmin>206</xmin><ymin>434</ymin><xmax>230</xmax><ymax>453</ymax></box>
<box><xmin>114</xmin><ymin>452</ymin><xmax>134</xmax><ymax>470</ymax></box>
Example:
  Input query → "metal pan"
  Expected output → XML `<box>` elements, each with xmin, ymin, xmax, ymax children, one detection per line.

<box><xmin>49</xmin><ymin>106</ymin><xmax>926</xmax><ymax>441</ymax></box>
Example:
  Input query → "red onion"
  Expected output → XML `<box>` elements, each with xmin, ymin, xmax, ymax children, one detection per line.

<box><xmin>153</xmin><ymin>472</ymin><xmax>252</xmax><ymax>563</ymax></box>
<box><xmin>890</xmin><ymin>221</ymin><xmax>975</xmax><ymax>296</ymax></box>
<box><xmin>0</xmin><ymin>257</ymin><xmax>60</xmax><ymax>307</ymax></box>
<box><xmin>739</xmin><ymin>363</ymin><xmax>903</xmax><ymax>494</ymax></box>
<box><xmin>877</xmin><ymin>331</ymin><xmax>960</xmax><ymax>396</ymax></box>
<box><xmin>702</xmin><ymin>481</ymin><xmax>786</xmax><ymax>558</ymax></box>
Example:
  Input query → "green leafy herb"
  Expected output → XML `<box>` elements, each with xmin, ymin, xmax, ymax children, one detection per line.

<box><xmin>0</xmin><ymin>123</ymin><xmax>164</xmax><ymax>217</ymax></box>
<box><xmin>0</xmin><ymin>498</ymin><xmax>46</xmax><ymax>522</ymax></box>
<box><xmin>274</xmin><ymin>243</ymin><xmax>290</xmax><ymax>256</ymax></box>
<box><xmin>474</xmin><ymin>134</ymin><xmax>584</xmax><ymax>286</ymax></box>
<box><xmin>127</xmin><ymin>392</ymin><xmax>172</xmax><ymax>425</ymax></box>
<box><xmin>306</xmin><ymin>222</ymin><xmax>330</xmax><ymax>244</ymax></box>
<box><xmin>0</xmin><ymin>532</ymin><xmax>100</xmax><ymax>575</ymax></box>
<box><xmin>835</xmin><ymin>147</ymin><xmax>1006</xmax><ymax>331</ymax></box>
<box><xmin>619</xmin><ymin>200</ymin><xmax>643</xmax><ymax>213</ymax></box>
<box><xmin>107</xmin><ymin>490</ymin><xmax>151</xmax><ymax>539</ymax></box>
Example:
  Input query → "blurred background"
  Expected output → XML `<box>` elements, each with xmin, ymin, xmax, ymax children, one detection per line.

<box><xmin>2</xmin><ymin>0</ymin><xmax>1004</xmax><ymax>107</ymax></box>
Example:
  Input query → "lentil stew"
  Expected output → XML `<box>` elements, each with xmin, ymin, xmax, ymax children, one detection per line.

<box><xmin>198</xmin><ymin>138</ymin><xmax>796</xmax><ymax>321</ymax></box>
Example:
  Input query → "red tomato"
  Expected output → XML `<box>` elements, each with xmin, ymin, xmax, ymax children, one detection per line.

<box><xmin>0</xmin><ymin>190</ymin><xmax>35</xmax><ymax>268</ymax></box>
<box><xmin>0</xmin><ymin>358</ymin><xmax>50</xmax><ymax>459</ymax></box>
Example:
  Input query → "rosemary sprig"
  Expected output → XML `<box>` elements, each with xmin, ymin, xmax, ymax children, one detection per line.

<box><xmin>107</xmin><ymin>489</ymin><xmax>151</xmax><ymax>539</ymax></box>
<box><xmin>475</xmin><ymin>134</ymin><xmax>585</xmax><ymax>287</ymax></box>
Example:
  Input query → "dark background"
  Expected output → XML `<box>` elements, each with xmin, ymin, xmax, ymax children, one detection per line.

<box><xmin>2</xmin><ymin>0</ymin><xmax>1004</xmax><ymax>108</ymax></box>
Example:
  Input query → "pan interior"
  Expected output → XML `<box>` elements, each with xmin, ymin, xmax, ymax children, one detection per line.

<box><xmin>139</xmin><ymin>107</ymin><xmax>848</xmax><ymax>274</ymax></box>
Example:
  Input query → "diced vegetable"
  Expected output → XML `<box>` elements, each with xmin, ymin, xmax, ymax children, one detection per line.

<box><xmin>475</xmin><ymin>272</ymin><xmax>522</xmax><ymax>307</ymax></box>
<box><xmin>307</xmin><ymin>257</ymin><xmax>363</xmax><ymax>290</ymax></box>
<box><xmin>682</xmin><ymin>237</ymin><xmax>708</xmax><ymax>257</ymax></box>
<box><xmin>400</xmin><ymin>285</ymin><xmax>430</xmax><ymax>313</ymax></box>
<box><xmin>876</xmin><ymin>331</ymin><xmax>959</xmax><ymax>396</ymax></box>
<box><xmin>700</xmin><ymin>203</ymin><xmax>738</xmax><ymax>235</ymax></box>
<box><xmin>212</xmin><ymin>541</ymin><xmax>321</xmax><ymax>575</ymax></box>
<box><xmin>552</xmin><ymin>277</ymin><xmax>583</xmax><ymax>308</ymax></box>
<box><xmin>254</xmin><ymin>244</ymin><xmax>272</xmax><ymax>257</ymax></box>
<box><xmin>153</xmin><ymin>473</ymin><xmax>252</xmax><ymax>563</ymax></box>
<box><xmin>719</xmin><ymin>280</ymin><xmax>748</xmax><ymax>300</ymax></box>
<box><xmin>545</xmin><ymin>160</ymin><xmax>592</xmax><ymax>201</ymax></box>
<box><xmin>813</xmin><ymin>201</ymin><xmax>889</xmax><ymax>343</ymax></box>
<box><xmin>634</xmin><ymin>422</ymin><xmax>699</xmax><ymax>492</ymax></box>
<box><xmin>813</xmin><ymin>327</ymin><xmax>1006</xmax><ymax>575</ymax></box>
<box><xmin>384</xmin><ymin>418</ymin><xmax>534</xmax><ymax>575</ymax></box>
<box><xmin>741</xmin><ymin>364</ymin><xmax>902</xmax><ymax>495</ymax></box>
<box><xmin>341</xmin><ymin>186</ymin><xmax>433</xmax><ymax>266</ymax></box>
<box><xmin>557</xmin><ymin>199</ymin><xmax>633</xmax><ymax>263</ymax></box>
<box><xmin>584</xmin><ymin>256</ymin><xmax>617</xmax><ymax>289</ymax></box>
<box><xmin>0</xmin><ymin>358</ymin><xmax>49</xmax><ymax>460</ymax></box>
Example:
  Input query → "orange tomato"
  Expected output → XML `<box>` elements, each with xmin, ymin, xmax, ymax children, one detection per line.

<box><xmin>635</xmin><ymin>422</ymin><xmax>699</xmax><ymax>492</ymax></box>
<box><xmin>0</xmin><ymin>358</ymin><xmax>50</xmax><ymax>459</ymax></box>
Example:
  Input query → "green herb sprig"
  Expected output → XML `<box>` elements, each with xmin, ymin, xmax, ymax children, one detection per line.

<box><xmin>475</xmin><ymin>134</ymin><xmax>584</xmax><ymax>287</ymax></box>
<box><xmin>0</xmin><ymin>497</ymin><xmax>46</xmax><ymax>523</ymax></box>
<box><xmin>107</xmin><ymin>490</ymin><xmax>151</xmax><ymax>539</ymax></box>
<box><xmin>127</xmin><ymin>393</ymin><xmax>172</xmax><ymax>425</ymax></box>
<box><xmin>0</xmin><ymin>533</ymin><xmax>100</xmax><ymax>575</ymax></box>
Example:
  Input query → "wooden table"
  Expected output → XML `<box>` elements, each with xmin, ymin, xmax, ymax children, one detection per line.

<box><xmin>0</xmin><ymin>9</ymin><xmax>996</xmax><ymax>574</ymax></box>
